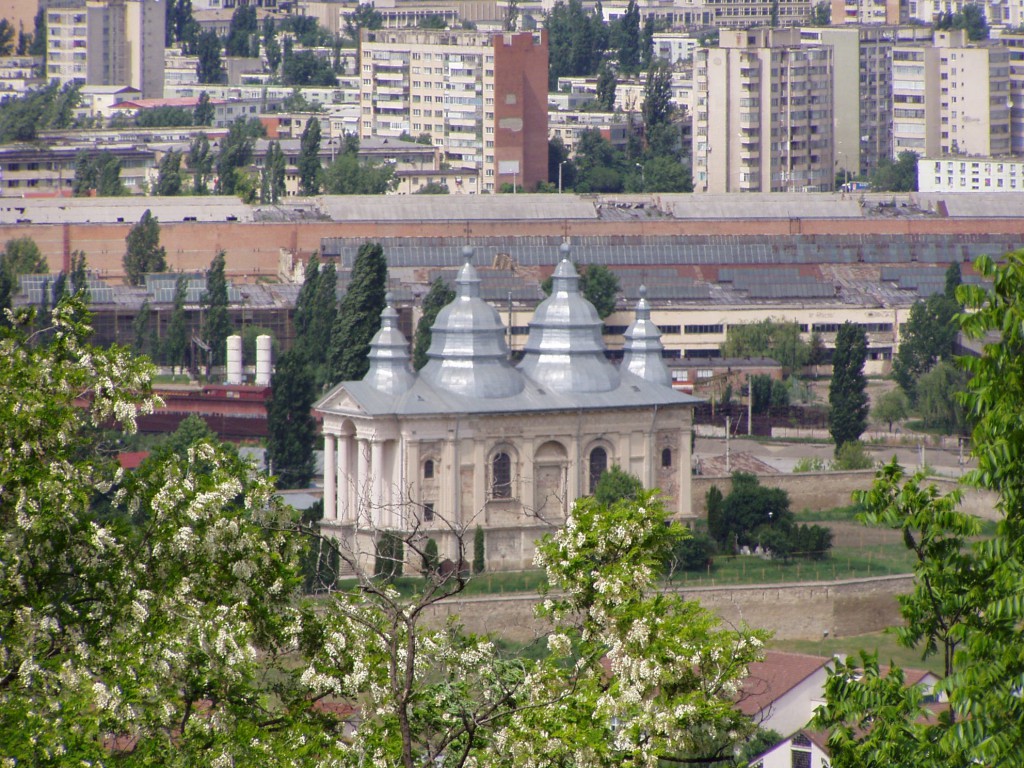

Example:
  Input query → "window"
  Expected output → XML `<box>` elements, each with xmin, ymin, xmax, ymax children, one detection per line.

<box><xmin>662</xmin><ymin>448</ymin><xmax>672</xmax><ymax>468</ymax></box>
<box><xmin>423</xmin><ymin>502</ymin><xmax>435</xmax><ymax>521</ymax></box>
<box><xmin>424</xmin><ymin>459</ymin><xmax>434</xmax><ymax>479</ymax></box>
<box><xmin>492</xmin><ymin>452</ymin><xmax>512</xmax><ymax>498</ymax></box>
<box><xmin>684</xmin><ymin>324</ymin><xmax>724</xmax><ymax>335</ymax></box>
<box><xmin>589</xmin><ymin>447</ymin><xmax>608</xmax><ymax>494</ymax></box>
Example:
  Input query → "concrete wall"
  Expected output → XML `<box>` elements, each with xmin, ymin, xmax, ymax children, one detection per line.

<box><xmin>424</xmin><ymin>574</ymin><xmax>913</xmax><ymax>642</ymax></box>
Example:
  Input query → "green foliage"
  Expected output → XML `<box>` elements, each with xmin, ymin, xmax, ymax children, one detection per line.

<box><xmin>163</xmin><ymin>275</ymin><xmax>189</xmax><ymax>371</ymax></box>
<box><xmin>546</xmin><ymin>0</ymin><xmax>607</xmax><ymax>88</ymax></box>
<box><xmin>418</xmin><ymin>13</ymin><xmax>448</xmax><ymax>28</ymax></box>
<box><xmin>642</xmin><ymin>61</ymin><xmax>674</xmax><ymax>131</ymax></box>
<box><xmin>280</xmin><ymin>14</ymin><xmax>333</xmax><ymax>47</ymax></box>
<box><xmin>473</xmin><ymin>525</ymin><xmax>485</xmax><ymax>574</ymax></box>
<box><xmin>0</xmin><ymin>82</ymin><xmax>79</xmax><ymax>142</ymax></box>
<box><xmin>215</xmin><ymin>118</ymin><xmax>262</xmax><ymax>194</ymax></box>
<box><xmin>414</xmin><ymin>181</ymin><xmax>449</xmax><ymax>194</ymax></box>
<box><xmin>322</xmin><ymin>143</ymin><xmax>397</xmax><ymax>195</ymax></box>
<box><xmin>595</xmin><ymin>62</ymin><xmax>617</xmax><ymax>111</ymax></box>
<box><xmin>188</xmin><ymin>133</ymin><xmax>214</xmax><ymax>194</ymax></box>
<box><xmin>892</xmin><ymin>294</ymin><xmax>959</xmax><ymax>398</ymax></box>
<box><xmin>225</xmin><ymin>5</ymin><xmax>256</xmax><ymax>56</ymax></box>
<box><xmin>833</xmin><ymin>440</ymin><xmax>873</xmax><ymax>470</ymax></box>
<box><xmin>944</xmin><ymin>261</ymin><xmax>962</xmax><ymax>301</ymax></box>
<box><xmin>829</xmin><ymin>322</ymin><xmax>869</xmax><ymax>453</ymax></box>
<box><xmin>915</xmin><ymin>360</ymin><xmax>968</xmax><ymax>434</ymax></box>
<box><xmin>344</xmin><ymin>3</ymin><xmax>382</xmax><ymax>41</ymax></box>
<box><xmin>412</xmin><ymin>277</ymin><xmax>455</xmax><ymax>370</ymax></box>
<box><xmin>202</xmin><ymin>250</ymin><xmax>232</xmax><ymax>367</ymax></box>
<box><xmin>873</xmin><ymin>388</ymin><xmax>909</xmax><ymax>431</ymax></box>
<box><xmin>193</xmin><ymin>90</ymin><xmax>215</xmax><ymax>126</ymax></box>
<box><xmin>665</xmin><ymin>528</ymin><xmax>717</xmax><ymax>574</ymax></box>
<box><xmin>809</xmin><ymin>0</ymin><xmax>830</xmax><ymax>23</ymax></box>
<box><xmin>195</xmin><ymin>29</ymin><xmax>225</xmax><ymax>84</ymax></box>
<box><xmin>793</xmin><ymin>456</ymin><xmax>828</xmax><ymax>473</ymax></box>
<box><xmin>155</xmin><ymin>150</ymin><xmax>184</xmax><ymax>196</ymax></box>
<box><xmin>266</xmin><ymin>347</ymin><xmax>317</xmax><ymax>489</ymax></box>
<box><xmin>750</xmin><ymin>374</ymin><xmax>773</xmax><ymax>415</ymax></box>
<box><xmin>1</xmin><ymin>236</ymin><xmax>45</xmax><ymax>282</ymax></box>
<box><xmin>123</xmin><ymin>209</ymin><xmax>167</xmax><ymax>287</ymax></box>
<box><xmin>135</xmin><ymin>105</ymin><xmax>193</xmax><ymax>127</ymax></box>
<box><xmin>73</xmin><ymin>152</ymin><xmax>125</xmax><ymax>197</ymax></box>
<box><xmin>710</xmin><ymin>472</ymin><xmax>792</xmax><ymax>550</ymax></box>
<box><xmin>0</xmin><ymin>297</ymin><xmax>321</xmax><ymax>765</ymax></box>
<box><xmin>298</xmin><ymin>117</ymin><xmax>322</xmax><ymax>195</ymax></box>
<box><xmin>329</xmin><ymin>241</ymin><xmax>387</xmax><ymax>383</ymax></box>
<box><xmin>282</xmin><ymin>50</ymin><xmax>339</xmax><ymax>86</ymax></box>
<box><xmin>421</xmin><ymin>537</ymin><xmax>440</xmax><ymax>575</ymax></box>
<box><xmin>292</xmin><ymin>254</ymin><xmax>337</xmax><ymax>388</ymax></box>
<box><xmin>721</xmin><ymin>318</ymin><xmax>810</xmax><ymax>372</ymax></box>
<box><xmin>262</xmin><ymin>139</ymin><xmax>287</xmax><ymax>203</ymax></box>
<box><xmin>871</xmin><ymin>150</ymin><xmax>918</xmax><ymax>192</ymax></box>
<box><xmin>933</xmin><ymin>2</ymin><xmax>989</xmax><ymax>38</ymax></box>
<box><xmin>593</xmin><ymin>464</ymin><xmax>644</xmax><ymax>506</ymax></box>
<box><xmin>617</xmin><ymin>0</ymin><xmax>641</xmax><ymax>72</ymax></box>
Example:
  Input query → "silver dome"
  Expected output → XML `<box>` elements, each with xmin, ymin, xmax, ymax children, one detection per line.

<box><xmin>622</xmin><ymin>285</ymin><xmax>672</xmax><ymax>387</ymax></box>
<box><xmin>419</xmin><ymin>247</ymin><xmax>524</xmax><ymax>398</ymax></box>
<box><xmin>363</xmin><ymin>293</ymin><xmax>416</xmax><ymax>394</ymax></box>
<box><xmin>517</xmin><ymin>245</ymin><xmax>620</xmax><ymax>393</ymax></box>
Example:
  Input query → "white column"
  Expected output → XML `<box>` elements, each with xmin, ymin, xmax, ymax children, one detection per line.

<box><xmin>357</xmin><ymin>438</ymin><xmax>370</xmax><ymax>524</ymax></box>
<box><xmin>371</xmin><ymin>440</ymin><xmax>384</xmax><ymax>527</ymax></box>
<box><xmin>338</xmin><ymin>435</ymin><xmax>351</xmax><ymax>520</ymax></box>
<box><xmin>323</xmin><ymin>434</ymin><xmax>336</xmax><ymax>521</ymax></box>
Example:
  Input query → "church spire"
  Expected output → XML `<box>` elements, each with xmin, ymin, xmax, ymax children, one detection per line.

<box><xmin>622</xmin><ymin>285</ymin><xmax>672</xmax><ymax>387</ymax></box>
<box><xmin>363</xmin><ymin>292</ymin><xmax>415</xmax><ymax>394</ymax></box>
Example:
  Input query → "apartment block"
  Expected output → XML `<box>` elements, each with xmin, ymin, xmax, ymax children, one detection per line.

<box><xmin>46</xmin><ymin>0</ymin><xmax>164</xmax><ymax>98</ymax></box>
<box><xmin>693</xmin><ymin>29</ymin><xmax>833</xmax><ymax>194</ymax></box>
<box><xmin>893</xmin><ymin>30</ymin><xmax>1010</xmax><ymax>158</ymax></box>
<box><xmin>919</xmin><ymin>156</ymin><xmax>1024</xmax><ymax>191</ymax></box>
<box><xmin>358</xmin><ymin>29</ymin><xmax>548</xmax><ymax>194</ymax></box>
<box><xmin>831</xmin><ymin>0</ymin><xmax>907</xmax><ymax>24</ymax></box>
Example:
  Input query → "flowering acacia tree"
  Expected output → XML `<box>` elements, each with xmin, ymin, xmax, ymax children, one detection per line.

<box><xmin>0</xmin><ymin>299</ymin><xmax>338</xmax><ymax>765</ymax></box>
<box><xmin>1</xmin><ymin>297</ymin><xmax>768</xmax><ymax>766</ymax></box>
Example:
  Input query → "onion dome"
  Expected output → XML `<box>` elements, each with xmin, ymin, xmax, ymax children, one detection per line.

<box><xmin>621</xmin><ymin>285</ymin><xmax>672</xmax><ymax>387</ymax></box>
<box><xmin>419</xmin><ymin>246</ymin><xmax>524</xmax><ymax>398</ymax></box>
<box><xmin>517</xmin><ymin>243</ymin><xmax>619</xmax><ymax>393</ymax></box>
<box><xmin>363</xmin><ymin>293</ymin><xmax>415</xmax><ymax>394</ymax></box>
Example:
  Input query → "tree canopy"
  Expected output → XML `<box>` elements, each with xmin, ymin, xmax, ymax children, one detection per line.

<box><xmin>892</xmin><ymin>293</ymin><xmax>959</xmax><ymax>398</ymax></box>
<box><xmin>329</xmin><ymin>241</ymin><xmax>388</xmax><ymax>383</ymax></box>
<box><xmin>412</xmin><ymin>276</ymin><xmax>455</xmax><ymax>370</ymax></box>
<box><xmin>123</xmin><ymin>209</ymin><xmax>167</xmax><ymax>286</ymax></box>
<box><xmin>871</xmin><ymin>150</ymin><xmax>918</xmax><ymax>192</ymax></box>
<box><xmin>720</xmin><ymin>318</ymin><xmax>810</xmax><ymax>372</ymax></box>
<box><xmin>828</xmin><ymin>322</ymin><xmax>869</xmax><ymax>452</ymax></box>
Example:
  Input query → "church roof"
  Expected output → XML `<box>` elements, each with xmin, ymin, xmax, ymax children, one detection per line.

<box><xmin>316</xmin><ymin>245</ymin><xmax>699</xmax><ymax>419</ymax></box>
<box><xmin>621</xmin><ymin>285</ymin><xmax>672</xmax><ymax>387</ymax></box>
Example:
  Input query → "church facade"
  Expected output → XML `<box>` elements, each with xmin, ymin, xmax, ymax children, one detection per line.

<box><xmin>315</xmin><ymin>245</ymin><xmax>699</xmax><ymax>572</ymax></box>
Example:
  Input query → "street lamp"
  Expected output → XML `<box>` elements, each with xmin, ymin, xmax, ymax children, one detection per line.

<box><xmin>635</xmin><ymin>162</ymin><xmax>645</xmax><ymax>190</ymax></box>
<box><xmin>558</xmin><ymin>159</ymin><xmax>567</xmax><ymax>193</ymax></box>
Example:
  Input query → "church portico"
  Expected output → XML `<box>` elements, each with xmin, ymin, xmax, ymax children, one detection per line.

<box><xmin>315</xmin><ymin>245</ymin><xmax>700</xmax><ymax>572</ymax></box>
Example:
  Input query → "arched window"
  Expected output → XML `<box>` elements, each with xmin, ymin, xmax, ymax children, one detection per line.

<box><xmin>423</xmin><ymin>459</ymin><xmax>434</xmax><ymax>479</ymax></box>
<box><xmin>492</xmin><ymin>451</ymin><xmax>512</xmax><ymax>498</ymax></box>
<box><xmin>589</xmin><ymin>447</ymin><xmax>608</xmax><ymax>494</ymax></box>
<box><xmin>662</xmin><ymin>448</ymin><xmax>672</xmax><ymax>468</ymax></box>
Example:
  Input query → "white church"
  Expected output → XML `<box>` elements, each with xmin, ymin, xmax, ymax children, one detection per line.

<box><xmin>314</xmin><ymin>245</ymin><xmax>699</xmax><ymax>571</ymax></box>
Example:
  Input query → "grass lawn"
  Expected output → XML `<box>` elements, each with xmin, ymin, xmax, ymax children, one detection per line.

<box><xmin>770</xmin><ymin>630</ymin><xmax>944</xmax><ymax>675</ymax></box>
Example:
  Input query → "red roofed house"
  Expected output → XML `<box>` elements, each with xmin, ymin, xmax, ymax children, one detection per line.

<box><xmin>737</xmin><ymin>651</ymin><xmax>832</xmax><ymax>737</ymax></box>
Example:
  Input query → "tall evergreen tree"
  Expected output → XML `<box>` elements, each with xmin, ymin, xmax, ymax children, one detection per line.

<box><xmin>265</xmin><ymin>348</ymin><xmax>317</xmax><ymax>489</ymax></box>
<box><xmin>293</xmin><ymin>255</ymin><xmax>337</xmax><ymax>387</ymax></box>
<box><xmin>164</xmin><ymin>276</ymin><xmax>189</xmax><ymax>372</ymax></box>
<box><xmin>298</xmin><ymin>117</ymin><xmax>322</xmax><ymax>196</ymax></box>
<box><xmin>123</xmin><ymin>210</ymin><xmax>167</xmax><ymax>286</ymax></box>
<box><xmin>618</xmin><ymin>0</ymin><xmax>641</xmax><ymax>73</ymax></box>
<box><xmin>215</xmin><ymin>119</ymin><xmax>257</xmax><ymax>195</ymax></box>
<box><xmin>640</xmin><ymin>16</ymin><xmax>655</xmax><ymax>70</ymax></box>
<box><xmin>263</xmin><ymin>140</ymin><xmax>287</xmax><ymax>203</ymax></box>
<box><xmin>202</xmin><ymin>251</ymin><xmax>232</xmax><ymax>367</ymax></box>
<box><xmin>27</xmin><ymin>8</ymin><xmax>45</xmax><ymax>56</ymax></box>
<box><xmin>642</xmin><ymin>61</ymin><xmax>674</xmax><ymax>134</ymax></box>
<box><xmin>155</xmin><ymin>151</ymin><xmax>183</xmax><ymax>196</ymax></box>
<box><xmin>828</xmin><ymin>322</ymin><xmax>869</xmax><ymax>453</ymax></box>
<box><xmin>412</xmin><ymin>277</ymin><xmax>455</xmax><ymax>370</ymax></box>
<box><xmin>224</xmin><ymin>5</ymin><xmax>256</xmax><ymax>57</ymax></box>
<box><xmin>193</xmin><ymin>91</ymin><xmax>214</xmax><ymax>126</ymax></box>
<box><xmin>188</xmin><ymin>133</ymin><xmax>214</xmax><ymax>194</ymax></box>
<box><xmin>196</xmin><ymin>29</ymin><xmax>225</xmax><ymax>84</ymax></box>
<box><xmin>596</xmin><ymin>62</ymin><xmax>617</xmax><ymax>111</ymax></box>
<box><xmin>133</xmin><ymin>299</ymin><xmax>156</xmax><ymax>357</ymax></box>
<box><xmin>329</xmin><ymin>241</ymin><xmax>387</xmax><ymax>383</ymax></box>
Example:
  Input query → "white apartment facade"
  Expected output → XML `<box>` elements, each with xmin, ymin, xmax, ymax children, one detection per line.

<box><xmin>918</xmin><ymin>156</ymin><xmax>1024</xmax><ymax>191</ymax></box>
<box><xmin>693</xmin><ymin>29</ymin><xmax>834</xmax><ymax>194</ymax></box>
<box><xmin>358</xmin><ymin>29</ymin><xmax>549</xmax><ymax>194</ymax></box>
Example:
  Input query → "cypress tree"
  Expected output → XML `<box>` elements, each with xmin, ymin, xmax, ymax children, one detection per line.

<box><xmin>164</xmin><ymin>276</ymin><xmax>189</xmax><ymax>372</ymax></box>
<box><xmin>123</xmin><ymin>209</ymin><xmax>167</xmax><ymax>287</ymax></box>
<box><xmin>298</xmin><ymin>117</ymin><xmax>322</xmax><ymax>196</ymax></box>
<box><xmin>202</xmin><ymin>250</ymin><xmax>232</xmax><ymax>367</ymax></box>
<box><xmin>828</xmin><ymin>322</ymin><xmax>869</xmax><ymax>453</ymax></box>
<box><xmin>265</xmin><ymin>347</ymin><xmax>317</xmax><ymax>488</ymax></box>
<box><xmin>473</xmin><ymin>525</ymin><xmax>485</xmax><ymax>574</ymax></box>
<box><xmin>412</xmin><ymin>277</ymin><xmax>455</xmax><ymax>370</ymax></box>
<box><xmin>329</xmin><ymin>241</ymin><xmax>387</xmax><ymax>384</ymax></box>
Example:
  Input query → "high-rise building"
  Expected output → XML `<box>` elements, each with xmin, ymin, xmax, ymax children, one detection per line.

<box><xmin>46</xmin><ymin>0</ymin><xmax>164</xmax><ymax>98</ymax></box>
<box><xmin>892</xmin><ymin>29</ymin><xmax>1010</xmax><ymax>158</ymax></box>
<box><xmin>358</xmin><ymin>29</ymin><xmax>548</xmax><ymax>194</ymax></box>
<box><xmin>693</xmin><ymin>28</ymin><xmax>833</xmax><ymax>193</ymax></box>
<box><xmin>831</xmin><ymin>0</ymin><xmax>908</xmax><ymax>24</ymax></box>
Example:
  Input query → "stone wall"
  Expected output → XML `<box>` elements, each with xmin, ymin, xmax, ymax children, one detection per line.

<box><xmin>424</xmin><ymin>574</ymin><xmax>913</xmax><ymax>643</ymax></box>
